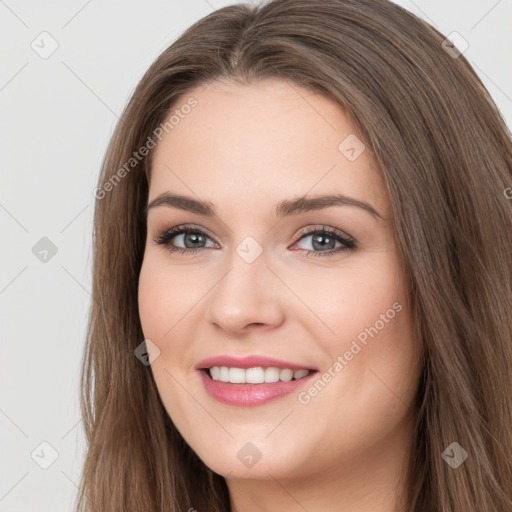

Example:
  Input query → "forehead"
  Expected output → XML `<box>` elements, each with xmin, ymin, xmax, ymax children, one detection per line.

<box><xmin>149</xmin><ymin>78</ymin><xmax>389</xmax><ymax>219</ymax></box>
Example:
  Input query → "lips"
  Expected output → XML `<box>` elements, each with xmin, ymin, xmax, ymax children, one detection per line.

<box><xmin>195</xmin><ymin>354</ymin><xmax>318</xmax><ymax>407</ymax></box>
<box><xmin>194</xmin><ymin>355</ymin><xmax>316</xmax><ymax>371</ymax></box>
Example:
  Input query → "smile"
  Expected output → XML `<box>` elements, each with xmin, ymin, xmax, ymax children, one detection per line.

<box><xmin>195</xmin><ymin>354</ymin><xmax>318</xmax><ymax>407</ymax></box>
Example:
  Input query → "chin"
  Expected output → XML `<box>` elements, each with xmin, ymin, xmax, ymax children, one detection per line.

<box><xmin>187</xmin><ymin>435</ymin><xmax>310</xmax><ymax>480</ymax></box>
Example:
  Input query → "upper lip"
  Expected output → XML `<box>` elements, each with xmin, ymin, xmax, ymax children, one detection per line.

<box><xmin>194</xmin><ymin>355</ymin><xmax>317</xmax><ymax>371</ymax></box>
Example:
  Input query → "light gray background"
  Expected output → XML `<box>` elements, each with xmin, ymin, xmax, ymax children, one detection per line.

<box><xmin>1</xmin><ymin>0</ymin><xmax>511</xmax><ymax>510</ymax></box>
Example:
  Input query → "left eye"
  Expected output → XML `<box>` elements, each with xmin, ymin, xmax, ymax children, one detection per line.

<box><xmin>293</xmin><ymin>230</ymin><xmax>355</xmax><ymax>254</ymax></box>
<box><xmin>153</xmin><ymin>225</ymin><xmax>357</xmax><ymax>258</ymax></box>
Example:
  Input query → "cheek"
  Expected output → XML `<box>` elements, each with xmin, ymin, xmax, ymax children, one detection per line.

<box><xmin>137</xmin><ymin>258</ymin><xmax>197</xmax><ymax>416</ymax></box>
<box><xmin>313</xmin><ymin>256</ymin><xmax>407</xmax><ymax>351</ymax></box>
<box><xmin>137</xmin><ymin>254</ymin><xmax>217</xmax><ymax>385</ymax></box>
<box><xmin>137</xmin><ymin>259</ymin><xmax>186</xmax><ymax>358</ymax></box>
<box><xmin>138</xmin><ymin>260</ymin><xmax>166</xmax><ymax>340</ymax></box>
<box><xmin>293</xmin><ymin>259</ymin><xmax>418</xmax><ymax>456</ymax></box>
<box><xmin>313</xmin><ymin>252</ymin><xmax>417</xmax><ymax>403</ymax></box>
<box><xmin>137</xmin><ymin>254</ymin><xmax>202</xmax><ymax>340</ymax></box>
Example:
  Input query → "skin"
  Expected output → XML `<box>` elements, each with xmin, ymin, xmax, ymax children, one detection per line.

<box><xmin>138</xmin><ymin>78</ymin><xmax>423</xmax><ymax>512</ymax></box>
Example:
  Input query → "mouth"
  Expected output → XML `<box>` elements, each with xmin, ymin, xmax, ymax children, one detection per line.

<box><xmin>196</xmin><ymin>364</ymin><xmax>319</xmax><ymax>407</ymax></box>
<box><xmin>194</xmin><ymin>355</ymin><xmax>319</xmax><ymax>407</ymax></box>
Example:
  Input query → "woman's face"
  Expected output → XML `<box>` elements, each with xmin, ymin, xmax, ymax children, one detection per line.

<box><xmin>138</xmin><ymin>78</ymin><xmax>422</xmax><ymax>482</ymax></box>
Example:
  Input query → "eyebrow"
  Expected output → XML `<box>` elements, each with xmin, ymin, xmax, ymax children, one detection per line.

<box><xmin>145</xmin><ymin>192</ymin><xmax>385</xmax><ymax>220</ymax></box>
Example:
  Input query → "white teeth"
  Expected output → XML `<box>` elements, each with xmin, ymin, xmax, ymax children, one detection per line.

<box><xmin>208</xmin><ymin>366</ymin><xmax>312</xmax><ymax>384</ymax></box>
<box><xmin>229</xmin><ymin>367</ymin><xmax>246</xmax><ymax>383</ymax></box>
<box><xmin>219</xmin><ymin>366</ymin><xmax>229</xmax><ymax>382</ymax></box>
<box><xmin>265</xmin><ymin>367</ymin><xmax>280</xmax><ymax>383</ymax></box>
<box><xmin>280</xmin><ymin>369</ymin><xmax>293</xmax><ymax>382</ymax></box>
<box><xmin>246</xmin><ymin>367</ymin><xmax>265</xmax><ymax>383</ymax></box>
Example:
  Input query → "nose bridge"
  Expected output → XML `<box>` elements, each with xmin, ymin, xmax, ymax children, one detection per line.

<box><xmin>206</xmin><ymin>238</ymin><xmax>285</xmax><ymax>332</ymax></box>
<box><xmin>214</xmin><ymin>239</ymin><xmax>270</xmax><ymax>306</ymax></box>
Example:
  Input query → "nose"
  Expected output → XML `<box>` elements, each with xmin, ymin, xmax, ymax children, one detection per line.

<box><xmin>206</xmin><ymin>250</ymin><xmax>286</xmax><ymax>335</ymax></box>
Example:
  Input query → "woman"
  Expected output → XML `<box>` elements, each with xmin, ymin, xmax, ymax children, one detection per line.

<box><xmin>78</xmin><ymin>0</ymin><xmax>512</xmax><ymax>510</ymax></box>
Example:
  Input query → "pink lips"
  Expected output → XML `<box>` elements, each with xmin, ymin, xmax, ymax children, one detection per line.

<box><xmin>194</xmin><ymin>355</ymin><xmax>314</xmax><ymax>371</ymax></box>
<box><xmin>195</xmin><ymin>354</ymin><xmax>318</xmax><ymax>407</ymax></box>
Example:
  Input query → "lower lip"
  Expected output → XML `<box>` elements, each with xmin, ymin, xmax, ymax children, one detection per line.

<box><xmin>197</xmin><ymin>369</ymin><xmax>317</xmax><ymax>407</ymax></box>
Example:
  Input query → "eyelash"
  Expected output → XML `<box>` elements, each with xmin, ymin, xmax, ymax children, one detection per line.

<box><xmin>152</xmin><ymin>224</ymin><xmax>357</xmax><ymax>258</ymax></box>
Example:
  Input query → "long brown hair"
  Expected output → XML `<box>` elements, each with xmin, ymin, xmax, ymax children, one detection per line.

<box><xmin>76</xmin><ymin>0</ymin><xmax>512</xmax><ymax>510</ymax></box>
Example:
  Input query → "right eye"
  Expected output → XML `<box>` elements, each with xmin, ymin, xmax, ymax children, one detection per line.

<box><xmin>153</xmin><ymin>225</ymin><xmax>218</xmax><ymax>255</ymax></box>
